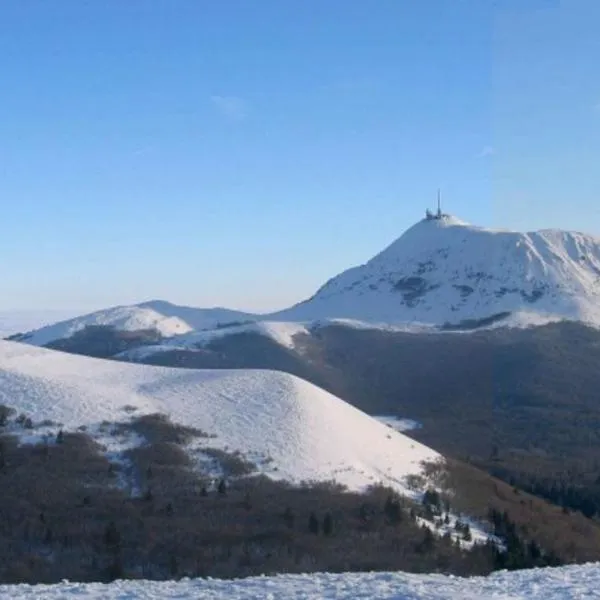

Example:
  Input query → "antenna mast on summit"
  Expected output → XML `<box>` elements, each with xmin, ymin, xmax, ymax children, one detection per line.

<box><xmin>437</xmin><ymin>188</ymin><xmax>442</xmax><ymax>218</ymax></box>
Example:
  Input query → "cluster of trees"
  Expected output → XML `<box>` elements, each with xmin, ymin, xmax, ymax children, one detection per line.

<box><xmin>0</xmin><ymin>406</ymin><xmax>585</xmax><ymax>585</ymax></box>
<box><xmin>0</xmin><ymin>407</ymin><xmax>557</xmax><ymax>585</ymax></box>
<box><xmin>488</xmin><ymin>465</ymin><xmax>600</xmax><ymax>520</ymax></box>
<box><xmin>487</xmin><ymin>508</ymin><xmax>561</xmax><ymax>570</ymax></box>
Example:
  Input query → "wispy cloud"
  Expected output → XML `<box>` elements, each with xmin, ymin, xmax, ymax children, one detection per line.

<box><xmin>479</xmin><ymin>146</ymin><xmax>495</xmax><ymax>158</ymax></box>
<box><xmin>210</xmin><ymin>95</ymin><xmax>248</xmax><ymax>121</ymax></box>
<box><xmin>131</xmin><ymin>144</ymin><xmax>156</xmax><ymax>157</ymax></box>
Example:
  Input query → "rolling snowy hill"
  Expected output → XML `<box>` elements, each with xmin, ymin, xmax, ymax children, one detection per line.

<box><xmin>0</xmin><ymin>340</ymin><xmax>439</xmax><ymax>493</ymax></box>
<box><xmin>12</xmin><ymin>302</ymin><xmax>254</xmax><ymax>347</ymax></box>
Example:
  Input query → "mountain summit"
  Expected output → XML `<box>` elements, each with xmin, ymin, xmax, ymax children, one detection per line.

<box><xmin>272</xmin><ymin>214</ymin><xmax>600</xmax><ymax>327</ymax></box>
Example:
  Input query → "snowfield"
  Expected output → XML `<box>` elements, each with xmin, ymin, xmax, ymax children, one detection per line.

<box><xmin>2</xmin><ymin>564</ymin><xmax>599</xmax><ymax>599</ymax></box>
<box><xmin>0</xmin><ymin>340</ymin><xmax>439</xmax><ymax>493</ymax></box>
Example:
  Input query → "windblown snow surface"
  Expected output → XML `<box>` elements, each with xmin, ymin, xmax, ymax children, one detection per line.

<box><xmin>2</xmin><ymin>563</ymin><xmax>598</xmax><ymax>599</ymax></box>
<box><xmin>0</xmin><ymin>340</ymin><xmax>438</xmax><ymax>493</ymax></box>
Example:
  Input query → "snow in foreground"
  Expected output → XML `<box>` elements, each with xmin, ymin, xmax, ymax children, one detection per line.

<box><xmin>3</xmin><ymin>564</ymin><xmax>599</xmax><ymax>599</ymax></box>
<box><xmin>0</xmin><ymin>340</ymin><xmax>438</xmax><ymax>494</ymax></box>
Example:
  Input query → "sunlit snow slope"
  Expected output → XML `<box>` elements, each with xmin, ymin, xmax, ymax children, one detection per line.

<box><xmin>17</xmin><ymin>301</ymin><xmax>255</xmax><ymax>346</ymax></box>
<box><xmin>0</xmin><ymin>341</ymin><xmax>438</xmax><ymax>492</ymax></box>
<box><xmin>274</xmin><ymin>215</ymin><xmax>600</xmax><ymax>326</ymax></box>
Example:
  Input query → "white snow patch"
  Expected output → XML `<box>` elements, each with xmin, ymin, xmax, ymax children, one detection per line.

<box><xmin>167</xmin><ymin>321</ymin><xmax>309</xmax><ymax>350</ymax></box>
<box><xmin>17</xmin><ymin>305</ymin><xmax>193</xmax><ymax>346</ymax></box>
<box><xmin>374</xmin><ymin>416</ymin><xmax>422</xmax><ymax>433</ymax></box>
<box><xmin>1</xmin><ymin>563</ymin><xmax>598</xmax><ymax>598</ymax></box>
<box><xmin>0</xmin><ymin>340</ymin><xmax>439</xmax><ymax>495</ymax></box>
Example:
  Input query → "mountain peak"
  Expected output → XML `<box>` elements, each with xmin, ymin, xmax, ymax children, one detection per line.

<box><xmin>274</xmin><ymin>217</ymin><xmax>600</xmax><ymax>327</ymax></box>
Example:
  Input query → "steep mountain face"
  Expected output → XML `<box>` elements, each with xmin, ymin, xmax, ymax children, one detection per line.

<box><xmin>273</xmin><ymin>215</ymin><xmax>600</xmax><ymax>326</ymax></box>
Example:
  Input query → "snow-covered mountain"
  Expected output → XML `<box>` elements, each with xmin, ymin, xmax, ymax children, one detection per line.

<box><xmin>14</xmin><ymin>301</ymin><xmax>256</xmax><ymax>347</ymax></box>
<box><xmin>274</xmin><ymin>214</ymin><xmax>600</xmax><ymax>327</ymax></box>
<box><xmin>13</xmin><ymin>215</ymin><xmax>600</xmax><ymax>348</ymax></box>
<box><xmin>0</xmin><ymin>340</ymin><xmax>439</xmax><ymax>493</ymax></box>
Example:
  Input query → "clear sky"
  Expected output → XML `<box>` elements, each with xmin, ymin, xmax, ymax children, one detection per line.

<box><xmin>1</xmin><ymin>0</ymin><xmax>598</xmax><ymax>312</ymax></box>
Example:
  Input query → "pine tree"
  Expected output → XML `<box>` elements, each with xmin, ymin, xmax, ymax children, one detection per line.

<box><xmin>283</xmin><ymin>507</ymin><xmax>295</xmax><ymax>529</ymax></box>
<box><xmin>218</xmin><ymin>479</ymin><xmax>227</xmax><ymax>496</ymax></box>
<box><xmin>359</xmin><ymin>503</ymin><xmax>369</xmax><ymax>524</ymax></box>
<box><xmin>384</xmin><ymin>495</ymin><xmax>402</xmax><ymax>524</ymax></box>
<box><xmin>104</xmin><ymin>521</ymin><xmax>121</xmax><ymax>549</ymax></box>
<box><xmin>105</xmin><ymin>556</ymin><xmax>124</xmax><ymax>582</ymax></box>
<box><xmin>308</xmin><ymin>512</ymin><xmax>320</xmax><ymax>535</ymax></box>
<box><xmin>463</xmin><ymin>524</ymin><xmax>472</xmax><ymax>542</ymax></box>
<box><xmin>323</xmin><ymin>512</ymin><xmax>333</xmax><ymax>536</ymax></box>
<box><xmin>418</xmin><ymin>526</ymin><xmax>435</xmax><ymax>553</ymax></box>
<box><xmin>44</xmin><ymin>527</ymin><xmax>53</xmax><ymax>544</ymax></box>
<box><xmin>169</xmin><ymin>554</ymin><xmax>178</xmax><ymax>577</ymax></box>
<box><xmin>56</xmin><ymin>429</ymin><xmax>64</xmax><ymax>444</ymax></box>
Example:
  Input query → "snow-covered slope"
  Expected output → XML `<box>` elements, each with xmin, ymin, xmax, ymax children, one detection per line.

<box><xmin>274</xmin><ymin>215</ymin><xmax>600</xmax><ymax>326</ymax></box>
<box><xmin>15</xmin><ymin>301</ymin><xmax>255</xmax><ymax>346</ymax></box>
<box><xmin>117</xmin><ymin>321</ymin><xmax>310</xmax><ymax>361</ymax></box>
<box><xmin>3</xmin><ymin>563</ymin><xmax>598</xmax><ymax>599</ymax></box>
<box><xmin>136</xmin><ymin>300</ymin><xmax>257</xmax><ymax>330</ymax></box>
<box><xmin>0</xmin><ymin>340</ymin><xmax>438</xmax><ymax>492</ymax></box>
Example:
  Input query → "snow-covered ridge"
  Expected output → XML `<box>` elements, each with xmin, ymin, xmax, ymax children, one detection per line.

<box><xmin>0</xmin><ymin>340</ymin><xmax>439</xmax><ymax>494</ymax></box>
<box><xmin>2</xmin><ymin>563</ymin><xmax>598</xmax><ymax>599</ymax></box>
<box><xmin>14</xmin><ymin>305</ymin><xmax>194</xmax><ymax>346</ymax></box>
<box><xmin>14</xmin><ymin>216</ymin><xmax>600</xmax><ymax>348</ymax></box>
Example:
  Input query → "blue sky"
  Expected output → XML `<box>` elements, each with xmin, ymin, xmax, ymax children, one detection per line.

<box><xmin>0</xmin><ymin>0</ymin><xmax>598</xmax><ymax>311</ymax></box>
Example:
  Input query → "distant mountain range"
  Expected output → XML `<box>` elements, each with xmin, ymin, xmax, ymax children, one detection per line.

<box><xmin>11</xmin><ymin>214</ymin><xmax>600</xmax><ymax>350</ymax></box>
